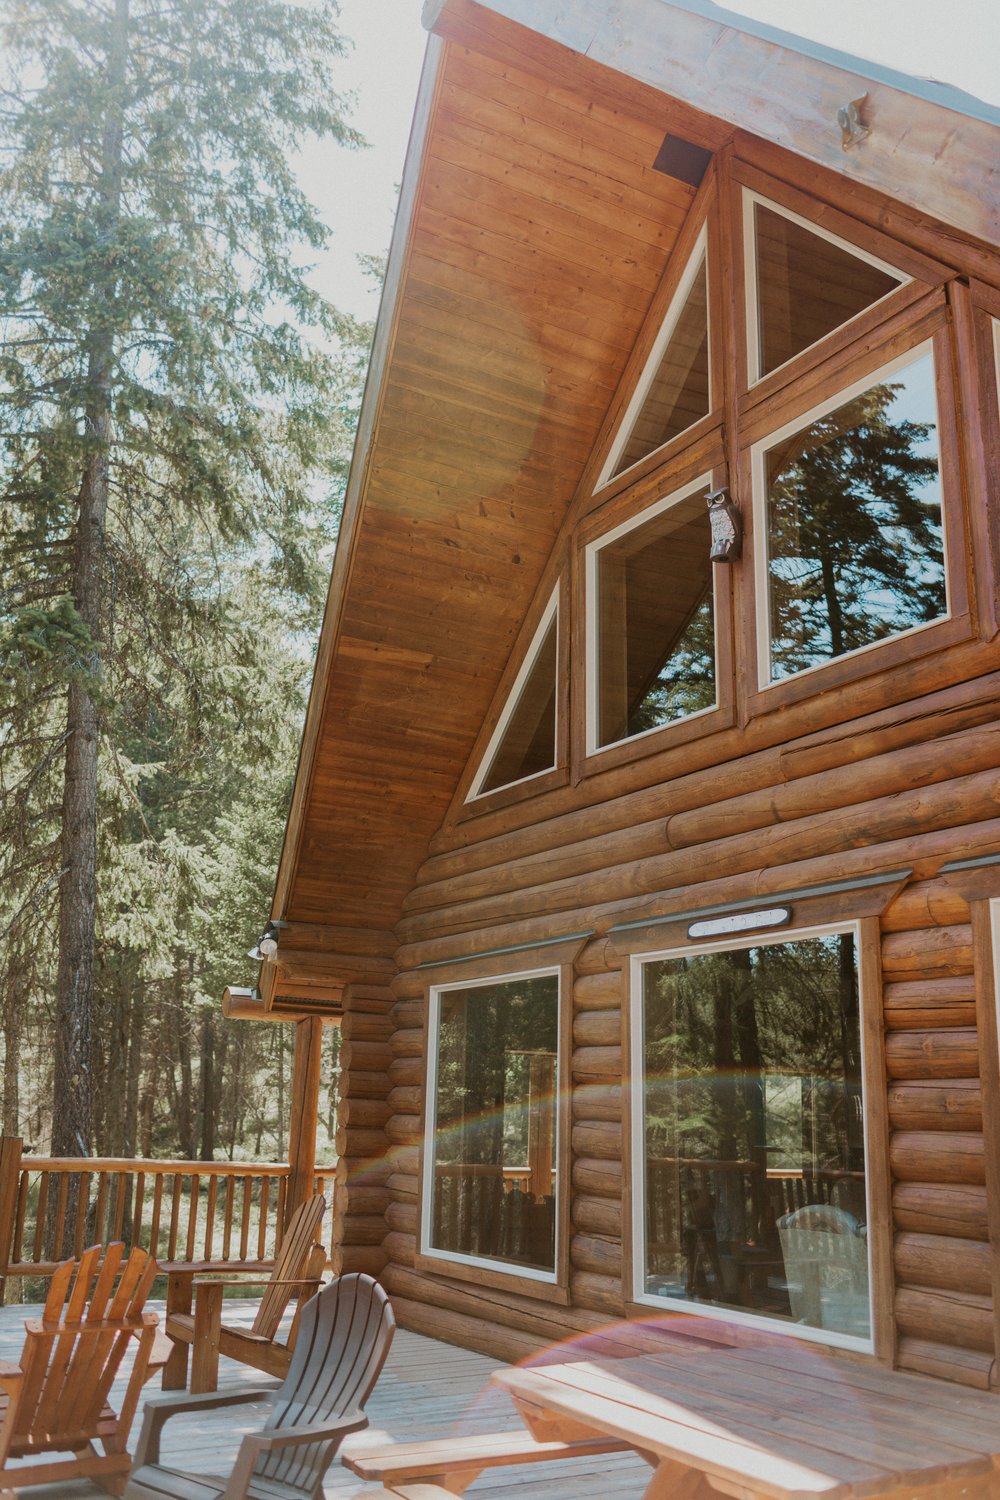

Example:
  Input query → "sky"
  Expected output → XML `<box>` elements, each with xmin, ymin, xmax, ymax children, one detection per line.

<box><xmin>301</xmin><ymin>0</ymin><xmax>1000</xmax><ymax>322</ymax></box>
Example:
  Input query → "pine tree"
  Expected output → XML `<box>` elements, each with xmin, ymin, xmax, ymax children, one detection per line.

<box><xmin>0</xmin><ymin>0</ymin><xmax>364</xmax><ymax>1171</ymax></box>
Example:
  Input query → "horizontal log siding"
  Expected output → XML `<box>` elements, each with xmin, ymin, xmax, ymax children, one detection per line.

<box><xmin>570</xmin><ymin>962</ymin><xmax>625</xmax><ymax>1316</ymax></box>
<box><xmin>370</xmin><ymin>671</ymin><xmax>1000</xmax><ymax>1380</ymax></box>
<box><xmin>882</xmin><ymin>886</ymin><xmax>995</xmax><ymax>1390</ymax></box>
<box><xmin>332</xmin><ymin>985</ymin><xmax>393</xmax><ymax>1278</ymax></box>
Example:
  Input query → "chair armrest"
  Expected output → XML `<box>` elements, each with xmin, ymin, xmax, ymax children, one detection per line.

<box><xmin>191</xmin><ymin>1275</ymin><xmax>325</xmax><ymax>1289</ymax></box>
<box><xmin>251</xmin><ymin>1414</ymin><xmax>368</xmax><ymax>1453</ymax></box>
<box><xmin>132</xmin><ymin>1386</ymin><xmax>276</xmax><ymax>1467</ymax></box>
<box><xmin>223</xmin><ymin>1415</ymin><xmax>369</xmax><ymax>1500</ymax></box>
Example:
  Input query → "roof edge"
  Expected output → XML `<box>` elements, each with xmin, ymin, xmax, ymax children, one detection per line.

<box><xmin>270</xmin><ymin>30</ymin><xmax>446</xmax><ymax>923</ymax></box>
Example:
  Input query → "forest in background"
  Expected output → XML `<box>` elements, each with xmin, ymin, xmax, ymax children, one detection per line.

<box><xmin>0</xmin><ymin>0</ymin><xmax>375</xmax><ymax>1163</ymax></box>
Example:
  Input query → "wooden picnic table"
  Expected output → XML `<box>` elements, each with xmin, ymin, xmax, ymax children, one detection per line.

<box><xmin>493</xmin><ymin>1342</ymin><xmax>1000</xmax><ymax>1500</ymax></box>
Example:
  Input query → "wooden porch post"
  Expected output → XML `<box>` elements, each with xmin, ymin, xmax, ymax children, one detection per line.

<box><xmin>286</xmin><ymin>1018</ymin><xmax>324</xmax><ymax>1227</ymax></box>
<box><xmin>0</xmin><ymin>1137</ymin><xmax>23</xmax><ymax>1306</ymax></box>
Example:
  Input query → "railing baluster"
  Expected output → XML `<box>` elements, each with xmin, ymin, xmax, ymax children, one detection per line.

<box><xmin>185</xmin><ymin>1175</ymin><xmax>200</xmax><ymax>1261</ymax></box>
<box><xmin>13</xmin><ymin>1171</ymin><xmax>29</xmax><ymax>1263</ymax></box>
<box><xmin>132</xmin><ymin>1171</ymin><xmax>146</xmax><ymax>1247</ymax></box>
<box><xmin>276</xmin><ymin>1175</ymin><xmax>288</xmax><ymax>1245</ymax></box>
<box><xmin>167</xmin><ymin>1174</ymin><xmax>182</xmax><ymax>1260</ymax></box>
<box><xmin>94</xmin><ymin>1173</ymin><xmax>109</xmax><ymax>1245</ymax></box>
<box><xmin>222</xmin><ymin>1175</ymin><xmax>235</xmax><ymax>1259</ymax></box>
<box><xmin>32</xmin><ymin>1173</ymin><xmax>49</xmax><ymax>1262</ymax></box>
<box><xmin>239</xmin><ymin>1177</ymin><xmax>252</xmax><ymax>1260</ymax></box>
<box><xmin>111</xmin><ymin>1172</ymin><xmax>126</xmax><ymax>1240</ymax></box>
<box><xmin>73</xmin><ymin>1172</ymin><xmax>92</xmax><ymax>1258</ymax></box>
<box><xmin>257</xmin><ymin>1176</ymin><xmax>269</xmax><ymax>1261</ymax></box>
<box><xmin>204</xmin><ymin>1175</ymin><xmax>218</xmax><ymax>1261</ymax></box>
<box><xmin>150</xmin><ymin>1174</ymin><xmax>164</xmax><ymax>1260</ymax></box>
<box><xmin>52</xmin><ymin>1173</ymin><xmax>69</xmax><ymax>1260</ymax></box>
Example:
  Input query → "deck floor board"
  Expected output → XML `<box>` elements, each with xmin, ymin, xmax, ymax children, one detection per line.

<box><xmin>0</xmin><ymin>1300</ymin><xmax>649</xmax><ymax>1497</ymax></box>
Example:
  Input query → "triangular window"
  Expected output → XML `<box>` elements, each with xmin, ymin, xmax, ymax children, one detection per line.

<box><xmin>470</xmin><ymin>595</ymin><xmax>558</xmax><ymax>798</ymax></box>
<box><xmin>747</xmin><ymin>193</ymin><xmax>906</xmax><ymax>382</ymax></box>
<box><xmin>600</xmin><ymin>231</ymin><xmax>711</xmax><ymax>485</ymax></box>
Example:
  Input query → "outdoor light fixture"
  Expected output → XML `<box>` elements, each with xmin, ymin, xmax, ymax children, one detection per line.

<box><xmin>247</xmin><ymin>919</ymin><xmax>286</xmax><ymax>962</ymax></box>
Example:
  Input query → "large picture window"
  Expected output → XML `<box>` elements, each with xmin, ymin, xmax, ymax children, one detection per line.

<box><xmin>753</xmin><ymin>344</ymin><xmax>948</xmax><ymax>686</ymax></box>
<box><xmin>633</xmin><ymin>927</ymin><xmax>871</xmax><ymax>1348</ymax></box>
<box><xmin>588</xmin><ymin>476</ymin><xmax>717</xmax><ymax>752</ymax></box>
<box><xmin>423</xmin><ymin>969</ymin><xmax>560</xmax><ymax>1280</ymax></box>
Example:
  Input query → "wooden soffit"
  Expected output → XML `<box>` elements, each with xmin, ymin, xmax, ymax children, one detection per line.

<box><xmin>272</xmin><ymin>14</ymin><xmax>707</xmax><ymax>940</ymax></box>
<box><xmin>427</xmin><ymin>0</ymin><xmax>1000</xmax><ymax>253</ymax></box>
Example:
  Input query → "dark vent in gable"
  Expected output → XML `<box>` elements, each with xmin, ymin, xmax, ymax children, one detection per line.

<box><xmin>653</xmin><ymin>133</ymin><xmax>713</xmax><ymax>188</ymax></box>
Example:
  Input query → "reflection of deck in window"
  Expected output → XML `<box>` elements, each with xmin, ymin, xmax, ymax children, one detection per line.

<box><xmin>639</xmin><ymin>932</ymin><xmax>870</xmax><ymax>1341</ymax></box>
<box><xmin>429</xmin><ymin>973</ymin><xmax>558</xmax><ymax>1275</ymax></box>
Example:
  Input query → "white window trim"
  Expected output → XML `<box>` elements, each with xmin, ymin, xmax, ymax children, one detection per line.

<box><xmin>585</xmin><ymin>471</ymin><xmax>718</xmax><ymax>758</ymax></box>
<box><xmin>751</xmin><ymin>339</ymin><xmax>951</xmax><ymax>693</ymax></box>
<box><xmin>629</xmin><ymin>919</ymin><xmax>876</xmax><ymax>1355</ymax></box>
<box><xmin>744</xmin><ymin>187</ymin><xmax>910</xmax><ymax>388</ymax></box>
<box><xmin>467</xmin><ymin>589</ymin><xmax>559</xmax><ymax>802</ymax></box>
<box><xmin>595</xmin><ymin>226</ymin><xmax>711</xmax><ymax>492</ymax></box>
<box><xmin>421</xmin><ymin>965</ymin><xmax>561</xmax><ymax>1284</ymax></box>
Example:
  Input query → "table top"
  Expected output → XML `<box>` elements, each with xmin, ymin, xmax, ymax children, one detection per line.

<box><xmin>494</xmin><ymin>1343</ymin><xmax>1000</xmax><ymax>1500</ymax></box>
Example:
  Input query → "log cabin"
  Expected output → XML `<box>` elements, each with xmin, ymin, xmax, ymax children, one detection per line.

<box><xmin>250</xmin><ymin>0</ymin><xmax>1000</xmax><ymax>1391</ymax></box>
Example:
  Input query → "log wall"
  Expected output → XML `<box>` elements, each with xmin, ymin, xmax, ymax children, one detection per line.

<box><xmin>376</xmin><ymin>681</ymin><xmax>1000</xmax><ymax>1382</ymax></box>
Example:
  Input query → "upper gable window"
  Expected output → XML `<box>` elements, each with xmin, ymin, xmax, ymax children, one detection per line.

<box><xmin>753</xmin><ymin>343</ymin><xmax>948</xmax><ymax>686</ymax></box>
<box><xmin>588</xmin><ymin>475</ymin><xmax>716</xmax><ymax>752</ymax></box>
<box><xmin>746</xmin><ymin>192</ymin><xmax>906</xmax><ymax>383</ymax></box>
<box><xmin>469</xmin><ymin>593</ymin><xmax>558</xmax><ymax>799</ymax></box>
<box><xmin>600</xmin><ymin>231</ymin><xmax>711</xmax><ymax>486</ymax></box>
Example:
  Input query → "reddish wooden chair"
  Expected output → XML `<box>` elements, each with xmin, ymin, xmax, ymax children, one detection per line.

<box><xmin>162</xmin><ymin>1193</ymin><xmax>326</xmax><ymax>1392</ymax></box>
<box><xmin>127</xmin><ymin>1273</ymin><xmax>396</xmax><ymax>1500</ymax></box>
<box><xmin>0</xmin><ymin>1242</ymin><xmax>166</xmax><ymax>1496</ymax></box>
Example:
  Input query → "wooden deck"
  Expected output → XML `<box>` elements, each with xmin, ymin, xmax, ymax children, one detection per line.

<box><xmin>0</xmin><ymin>1299</ymin><xmax>650</xmax><ymax>1497</ymax></box>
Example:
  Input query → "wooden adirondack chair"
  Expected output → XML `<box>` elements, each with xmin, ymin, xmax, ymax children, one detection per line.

<box><xmin>127</xmin><ymin>1273</ymin><xmax>396</xmax><ymax>1500</ymax></box>
<box><xmin>163</xmin><ymin>1194</ymin><xmax>326</xmax><ymax>1393</ymax></box>
<box><xmin>0</xmin><ymin>1242</ymin><xmax>166</xmax><ymax>1496</ymax></box>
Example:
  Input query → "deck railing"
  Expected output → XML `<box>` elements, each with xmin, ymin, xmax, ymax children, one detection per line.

<box><xmin>0</xmin><ymin>1137</ymin><xmax>336</xmax><ymax>1289</ymax></box>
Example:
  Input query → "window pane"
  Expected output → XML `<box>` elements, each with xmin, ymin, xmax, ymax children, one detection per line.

<box><xmin>431</xmin><ymin>974</ymin><xmax>558</xmax><ymax>1274</ymax></box>
<box><xmin>478</xmin><ymin>615</ymin><xmax>557</xmax><ymax>795</ymax></box>
<box><xmin>642</xmin><ymin>935</ymin><xmax>869</xmax><ymax>1340</ymax></box>
<box><xmin>755</xmin><ymin>203</ymin><xmax>901</xmax><ymax>378</ymax></box>
<box><xmin>613</xmin><ymin>253</ymin><xmax>710</xmax><ymax>477</ymax></box>
<box><xmin>764</xmin><ymin>351</ymin><xmax>947</xmax><ymax>682</ymax></box>
<box><xmin>596</xmin><ymin>488</ymin><xmax>715</xmax><ymax>747</ymax></box>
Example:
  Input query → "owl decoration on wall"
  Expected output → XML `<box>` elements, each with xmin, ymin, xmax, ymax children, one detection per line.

<box><xmin>706</xmin><ymin>487</ymin><xmax>742</xmax><ymax>562</ymax></box>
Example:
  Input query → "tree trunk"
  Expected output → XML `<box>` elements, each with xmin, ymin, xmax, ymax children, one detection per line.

<box><xmin>2</xmin><ymin>957</ymin><xmax>24</xmax><ymax>1137</ymax></box>
<box><xmin>51</xmin><ymin>0</ymin><xmax>129</xmax><ymax>1192</ymax></box>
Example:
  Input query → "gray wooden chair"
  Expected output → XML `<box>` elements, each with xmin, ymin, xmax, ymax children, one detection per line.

<box><xmin>125</xmin><ymin>1273</ymin><xmax>395</xmax><ymax>1500</ymax></box>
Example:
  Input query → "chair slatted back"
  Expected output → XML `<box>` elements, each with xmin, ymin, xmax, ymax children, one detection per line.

<box><xmin>12</xmin><ymin>1243</ymin><xmax>157</xmax><ymax>1448</ymax></box>
<box><xmin>258</xmin><ymin>1274</ymin><xmax>395</xmax><ymax>1494</ymax></box>
<box><xmin>251</xmin><ymin>1194</ymin><xmax>326</xmax><ymax>1341</ymax></box>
